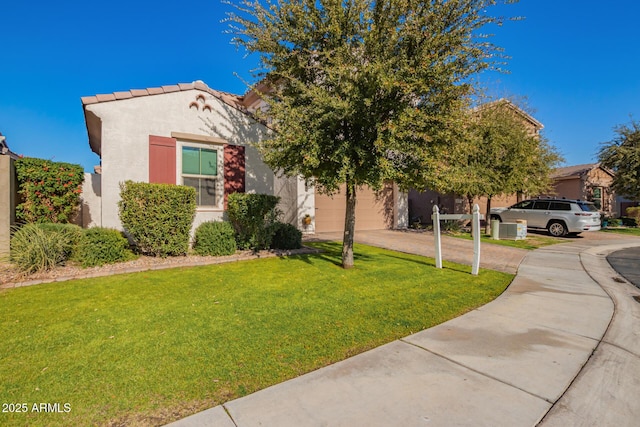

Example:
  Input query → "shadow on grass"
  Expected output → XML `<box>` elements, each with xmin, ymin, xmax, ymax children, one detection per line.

<box><xmin>281</xmin><ymin>241</ymin><xmax>472</xmax><ymax>275</ymax></box>
<box><xmin>277</xmin><ymin>241</ymin><xmax>375</xmax><ymax>268</ymax></box>
<box><xmin>380</xmin><ymin>253</ymin><xmax>475</xmax><ymax>274</ymax></box>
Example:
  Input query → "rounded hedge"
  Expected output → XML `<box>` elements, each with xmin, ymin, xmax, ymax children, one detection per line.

<box><xmin>193</xmin><ymin>221</ymin><xmax>237</xmax><ymax>256</ymax></box>
<box><xmin>270</xmin><ymin>222</ymin><xmax>302</xmax><ymax>250</ymax></box>
<box><xmin>118</xmin><ymin>181</ymin><xmax>196</xmax><ymax>257</ymax></box>
<box><xmin>76</xmin><ymin>227</ymin><xmax>136</xmax><ymax>267</ymax></box>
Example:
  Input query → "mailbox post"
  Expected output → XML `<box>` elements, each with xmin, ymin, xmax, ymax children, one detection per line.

<box><xmin>432</xmin><ymin>204</ymin><xmax>483</xmax><ymax>275</ymax></box>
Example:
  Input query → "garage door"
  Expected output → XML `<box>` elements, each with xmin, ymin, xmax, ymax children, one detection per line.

<box><xmin>314</xmin><ymin>184</ymin><xmax>394</xmax><ymax>233</ymax></box>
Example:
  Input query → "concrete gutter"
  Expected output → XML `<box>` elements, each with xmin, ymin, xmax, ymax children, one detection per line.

<box><xmin>539</xmin><ymin>241</ymin><xmax>640</xmax><ymax>426</ymax></box>
<box><xmin>167</xmin><ymin>238</ymin><xmax>640</xmax><ymax>427</ymax></box>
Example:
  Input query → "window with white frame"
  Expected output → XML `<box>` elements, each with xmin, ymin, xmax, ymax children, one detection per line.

<box><xmin>180</xmin><ymin>143</ymin><xmax>222</xmax><ymax>208</ymax></box>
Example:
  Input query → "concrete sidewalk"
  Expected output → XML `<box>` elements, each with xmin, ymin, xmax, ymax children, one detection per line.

<box><xmin>168</xmin><ymin>233</ymin><xmax>640</xmax><ymax>427</ymax></box>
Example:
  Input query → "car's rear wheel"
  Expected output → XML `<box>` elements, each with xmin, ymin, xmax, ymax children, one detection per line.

<box><xmin>548</xmin><ymin>221</ymin><xmax>567</xmax><ymax>237</ymax></box>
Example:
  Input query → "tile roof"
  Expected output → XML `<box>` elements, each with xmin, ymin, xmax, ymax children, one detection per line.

<box><xmin>473</xmin><ymin>99</ymin><xmax>544</xmax><ymax>131</ymax></box>
<box><xmin>81</xmin><ymin>81</ymin><xmax>248</xmax><ymax>112</ymax></box>
<box><xmin>550</xmin><ymin>163</ymin><xmax>600</xmax><ymax>179</ymax></box>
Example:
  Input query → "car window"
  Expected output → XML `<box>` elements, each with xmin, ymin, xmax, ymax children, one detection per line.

<box><xmin>511</xmin><ymin>200</ymin><xmax>534</xmax><ymax>209</ymax></box>
<box><xmin>533</xmin><ymin>201</ymin><xmax>550</xmax><ymax>210</ymax></box>
<box><xmin>550</xmin><ymin>201</ymin><xmax>572</xmax><ymax>211</ymax></box>
<box><xmin>578</xmin><ymin>202</ymin><xmax>598</xmax><ymax>212</ymax></box>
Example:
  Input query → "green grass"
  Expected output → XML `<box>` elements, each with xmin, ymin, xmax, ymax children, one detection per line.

<box><xmin>601</xmin><ymin>227</ymin><xmax>640</xmax><ymax>236</ymax></box>
<box><xmin>449</xmin><ymin>230</ymin><xmax>562</xmax><ymax>249</ymax></box>
<box><xmin>0</xmin><ymin>242</ymin><xmax>513</xmax><ymax>426</ymax></box>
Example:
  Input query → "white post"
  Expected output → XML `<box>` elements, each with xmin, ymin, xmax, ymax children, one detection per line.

<box><xmin>472</xmin><ymin>204</ymin><xmax>481</xmax><ymax>275</ymax></box>
<box><xmin>432</xmin><ymin>205</ymin><xmax>442</xmax><ymax>269</ymax></box>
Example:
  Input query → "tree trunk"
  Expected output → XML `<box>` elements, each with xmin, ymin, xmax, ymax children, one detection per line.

<box><xmin>467</xmin><ymin>195</ymin><xmax>474</xmax><ymax>214</ymax></box>
<box><xmin>485</xmin><ymin>196</ymin><xmax>492</xmax><ymax>235</ymax></box>
<box><xmin>342</xmin><ymin>181</ymin><xmax>357</xmax><ymax>269</ymax></box>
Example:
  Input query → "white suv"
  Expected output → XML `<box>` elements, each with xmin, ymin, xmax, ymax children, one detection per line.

<box><xmin>490</xmin><ymin>198</ymin><xmax>601</xmax><ymax>237</ymax></box>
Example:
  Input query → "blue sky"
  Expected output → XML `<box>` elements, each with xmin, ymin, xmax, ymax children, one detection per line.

<box><xmin>2</xmin><ymin>0</ymin><xmax>639</xmax><ymax>172</ymax></box>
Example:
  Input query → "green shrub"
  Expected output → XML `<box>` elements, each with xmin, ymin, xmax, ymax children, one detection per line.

<box><xmin>605</xmin><ymin>217</ymin><xmax>622</xmax><ymax>227</ymax></box>
<box><xmin>77</xmin><ymin>228</ymin><xmax>136</xmax><ymax>267</ymax></box>
<box><xmin>626</xmin><ymin>207</ymin><xmax>640</xmax><ymax>225</ymax></box>
<box><xmin>441</xmin><ymin>219</ymin><xmax>462</xmax><ymax>233</ymax></box>
<box><xmin>620</xmin><ymin>216</ymin><xmax>638</xmax><ymax>227</ymax></box>
<box><xmin>270</xmin><ymin>222</ymin><xmax>302</xmax><ymax>250</ymax></box>
<box><xmin>227</xmin><ymin>193</ymin><xmax>280</xmax><ymax>250</ymax></box>
<box><xmin>10</xmin><ymin>224</ymin><xmax>68</xmax><ymax>273</ymax></box>
<box><xmin>14</xmin><ymin>157</ymin><xmax>84</xmax><ymax>223</ymax></box>
<box><xmin>118</xmin><ymin>181</ymin><xmax>196</xmax><ymax>257</ymax></box>
<box><xmin>36</xmin><ymin>222</ymin><xmax>84</xmax><ymax>260</ymax></box>
<box><xmin>193</xmin><ymin>221</ymin><xmax>237</xmax><ymax>256</ymax></box>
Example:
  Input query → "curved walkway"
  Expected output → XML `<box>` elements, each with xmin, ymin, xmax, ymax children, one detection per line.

<box><xmin>168</xmin><ymin>231</ymin><xmax>640</xmax><ymax>427</ymax></box>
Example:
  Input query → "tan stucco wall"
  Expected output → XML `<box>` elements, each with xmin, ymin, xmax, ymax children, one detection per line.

<box><xmin>552</xmin><ymin>179</ymin><xmax>582</xmax><ymax>200</ymax></box>
<box><xmin>474</xmin><ymin>194</ymin><xmax>519</xmax><ymax>217</ymax></box>
<box><xmin>0</xmin><ymin>156</ymin><xmax>17</xmax><ymax>258</ymax></box>
<box><xmin>86</xmin><ymin>90</ymin><xmax>281</xmax><ymax>231</ymax></box>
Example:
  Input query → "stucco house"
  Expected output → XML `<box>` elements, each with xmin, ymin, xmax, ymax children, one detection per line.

<box><xmin>545</xmin><ymin>163</ymin><xmax>616</xmax><ymax>216</ymax></box>
<box><xmin>80</xmin><ymin>81</ymin><xmax>407</xmax><ymax>234</ymax></box>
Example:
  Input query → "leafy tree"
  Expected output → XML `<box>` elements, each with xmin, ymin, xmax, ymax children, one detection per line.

<box><xmin>598</xmin><ymin>119</ymin><xmax>640</xmax><ymax>202</ymax></box>
<box><xmin>446</xmin><ymin>99</ymin><xmax>562</xmax><ymax>233</ymax></box>
<box><xmin>228</xmin><ymin>0</ymin><xmax>514</xmax><ymax>268</ymax></box>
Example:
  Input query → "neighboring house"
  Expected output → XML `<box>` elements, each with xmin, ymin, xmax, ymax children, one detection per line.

<box><xmin>0</xmin><ymin>132</ymin><xmax>19</xmax><ymax>258</ymax></box>
<box><xmin>545</xmin><ymin>163</ymin><xmax>615</xmax><ymax>216</ymax></box>
<box><xmin>80</xmin><ymin>81</ymin><xmax>407</xmax><ymax>234</ymax></box>
<box><xmin>408</xmin><ymin>100</ymin><xmax>544</xmax><ymax>223</ymax></box>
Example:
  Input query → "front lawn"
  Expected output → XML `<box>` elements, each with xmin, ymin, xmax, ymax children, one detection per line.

<box><xmin>449</xmin><ymin>230</ymin><xmax>562</xmax><ymax>249</ymax></box>
<box><xmin>601</xmin><ymin>227</ymin><xmax>640</xmax><ymax>237</ymax></box>
<box><xmin>0</xmin><ymin>242</ymin><xmax>513</xmax><ymax>426</ymax></box>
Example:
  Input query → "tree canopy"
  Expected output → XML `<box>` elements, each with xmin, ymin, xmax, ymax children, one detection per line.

<box><xmin>442</xmin><ymin>99</ymin><xmax>562</xmax><ymax>232</ymax></box>
<box><xmin>228</xmin><ymin>0</ymin><xmax>516</xmax><ymax>267</ymax></box>
<box><xmin>598</xmin><ymin>119</ymin><xmax>640</xmax><ymax>202</ymax></box>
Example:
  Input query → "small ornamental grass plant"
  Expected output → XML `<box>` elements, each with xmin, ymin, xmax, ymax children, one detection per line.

<box><xmin>192</xmin><ymin>221</ymin><xmax>237</xmax><ymax>256</ymax></box>
<box><xmin>10</xmin><ymin>223</ymin><xmax>83</xmax><ymax>274</ymax></box>
<box><xmin>35</xmin><ymin>223</ymin><xmax>84</xmax><ymax>260</ymax></box>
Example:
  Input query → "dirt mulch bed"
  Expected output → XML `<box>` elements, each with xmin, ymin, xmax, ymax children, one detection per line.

<box><xmin>0</xmin><ymin>246</ymin><xmax>319</xmax><ymax>289</ymax></box>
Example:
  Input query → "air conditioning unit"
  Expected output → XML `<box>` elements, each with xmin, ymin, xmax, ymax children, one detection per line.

<box><xmin>499</xmin><ymin>222</ymin><xmax>527</xmax><ymax>240</ymax></box>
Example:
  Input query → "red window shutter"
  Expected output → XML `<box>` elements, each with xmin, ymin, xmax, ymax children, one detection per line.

<box><xmin>149</xmin><ymin>135</ymin><xmax>176</xmax><ymax>184</ymax></box>
<box><xmin>224</xmin><ymin>144</ymin><xmax>245</xmax><ymax>209</ymax></box>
